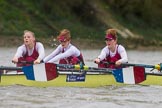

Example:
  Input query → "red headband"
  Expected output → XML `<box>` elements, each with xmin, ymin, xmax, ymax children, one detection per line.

<box><xmin>58</xmin><ymin>35</ymin><xmax>66</xmax><ymax>41</ymax></box>
<box><xmin>105</xmin><ymin>34</ymin><xmax>116</xmax><ymax>40</ymax></box>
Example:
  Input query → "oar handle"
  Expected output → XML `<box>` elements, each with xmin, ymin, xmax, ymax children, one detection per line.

<box><xmin>18</xmin><ymin>60</ymin><xmax>44</xmax><ymax>64</ymax></box>
<box><xmin>94</xmin><ymin>61</ymin><xmax>115</xmax><ymax>65</ymax></box>
<box><xmin>57</xmin><ymin>64</ymin><xmax>75</xmax><ymax>69</ymax></box>
<box><xmin>12</xmin><ymin>60</ymin><xmax>34</xmax><ymax>64</ymax></box>
<box><xmin>0</xmin><ymin>66</ymin><xmax>22</xmax><ymax>70</ymax></box>
<box><xmin>18</xmin><ymin>61</ymin><xmax>33</xmax><ymax>64</ymax></box>
<box><xmin>101</xmin><ymin>61</ymin><xmax>115</xmax><ymax>65</ymax></box>
<box><xmin>58</xmin><ymin>69</ymin><xmax>112</xmax><ymax>73</ymax></box>
<box><xmin>96</xmin><ymin>61</ymin><xmax>161</xmax><ymax>70</ymax></box>
<box><xmin>121</xmin><ymin>63</ymin><xmax>162</xmax><ymax>70</ymax></box>
<box><xmin>57</xmin><ymin>64</ymin><xmax>112</xmax><ymax>72</ymax></box>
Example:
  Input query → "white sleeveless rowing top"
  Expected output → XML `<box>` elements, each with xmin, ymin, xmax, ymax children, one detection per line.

<box><xmin>98</xmin><ymin>44</ymin><xmax>128</xmax><ymax>63</ymax></box>
<box><xmin>43</xmin><ymin>43</ymin><xmax>81</xmax><ymax>63</ymax></box>
<box><xmin>14</xmin><ymin>42</ymin><xmax>45</xmax><ymax>60</ymax></box>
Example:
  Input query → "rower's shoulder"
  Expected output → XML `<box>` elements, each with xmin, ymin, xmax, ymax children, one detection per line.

<box><xmin>117</xmin><ymin>44</ymin><xmax>127</xmax><ymax>52</ymax></box>
<box><xmin>118</xmin><ymin>44</ymin><xmax>126</xmax><ymax>49</ymax></box>
<box><xmin>36</xmin><ymin>42</ymin><xmax>44</xmax><ymax>46</ymax></box>
<box><xmin>71</xmin><ymin>45</ymin><xmax>81</xmax><ymax>52</ymax></box>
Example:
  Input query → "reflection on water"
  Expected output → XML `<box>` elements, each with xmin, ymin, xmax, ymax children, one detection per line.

<box><xmin>1</xmin><ymin>47</ymin><xmax>162</xmax><ymax>108</ymax></box>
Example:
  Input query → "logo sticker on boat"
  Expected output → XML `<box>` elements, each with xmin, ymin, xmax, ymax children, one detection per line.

<box><xmin>66</xmin><ymin>74</ymin><xmax>86</xmax><ymax>82</ymax></box>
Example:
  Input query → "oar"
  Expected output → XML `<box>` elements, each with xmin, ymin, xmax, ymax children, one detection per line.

<box><xmin>0</xmin><ymin>66</ymin><xmax>22</xmax><ymax>71</ymax></box>
<box><xmin>0</xmin><ymin>61</ymin><xmax>35</xmax><ymax>74</ymax></box>
<box><xmin>58</xmin><ymin>68</ymin><xmax>113</xmax><ymax>74</ymax></box>
<box><xmin>2</xmin><ymin>63</ymin><xmax>162</xmax><ymax>84</ymax></box>
<box><xmin>0</xmin><ymin>63</ymin><xmax>112</xmax><ymax>82</ymax></box>
<box><xmin>146</xmin><ymin>72</ymin><xmax>162</xmax><ymax>76</ymax></box>
<box><xmin>0</xmin><ymin>66</ymin><xmax>21</xmax><ymax>82</ymax></box>
<box><xmin>0</xmin><ymin>64</ymin><xmax>57</xmax><ymax>81</ymax></box>
<box><xmin>17</xmin><ymin>61</ymin><xmax>112</xmax><ymax>71</ymax></box>
<box><xmin>112</xmin><ymin>66</ymin><xmax>146</xmax><ymax>84</ymax></box>
<box><xmin>19</xmin><ymin>63</ymin><xmax>113</xmax><ymax>81</ymax></box>
<box><xmin>57</xmin><ymin>63</ymin><xmax>112</xmax><ymax>71</ymax></box>
<box><xmin>17</xmin><ymin>61</ymin><xmax>33</xmax><ymax>64</ymax></box>
<box><xmin>22</xmin><ymin>63</ymin><xmax>156</xmax><ymax>84</ymax></box>
<box><xmin>21</xmin><ymin>63</ymin><xmax>151</xmax><ymax>84</ymax></box>
<box><xmin>95</xmin><ymin>61</ymin><xmax>162</xmax><ymax>84</ymax></box>
<box><xmin>98</xmin><ymin>61</ymin><xmax>162</xmax><ymax>71</ymax></box>
<box><xmin>121</xmin><ymin>63</ymin><xmax>161</xmax><ymax>70</ymax></box>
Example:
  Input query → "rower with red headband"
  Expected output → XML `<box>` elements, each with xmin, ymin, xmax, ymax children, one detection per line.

<box><xmin>94</xmin><ymin>29</ymin><xmax>128</xmax><ymax>69</ymax></box>
<box><xmin>43</xmin><ymin>29</ymin><xmax>85</xmax><ymax>65</ymax></box>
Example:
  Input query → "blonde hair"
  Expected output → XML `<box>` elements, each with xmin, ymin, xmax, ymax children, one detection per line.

<box><xmin>23</xmin><ymin>30</ymin><xmax>35</xmax><ymax>38</ymax></box>
<box><xmin>57</xmin><ymin>29</ymin><xmax>71</xmax><ymax>41</ymax></box>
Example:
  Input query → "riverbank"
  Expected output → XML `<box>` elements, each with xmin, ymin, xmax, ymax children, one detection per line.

<box><xmin>1</xmin><ymin>36</ymin><xmax>162</xmax><ymax>51</ymax></box>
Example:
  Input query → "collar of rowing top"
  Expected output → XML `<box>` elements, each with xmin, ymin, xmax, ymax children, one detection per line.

<box><xmin>61</xmin><ymin>43</ymin><xmax>72</xmax><ymax>52</ymax></box>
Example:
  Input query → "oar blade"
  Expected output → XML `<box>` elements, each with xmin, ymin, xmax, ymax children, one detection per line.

<box><xmin>22</xmin><ymin>63</ymin><xmax>58</xmax><ymax>81</ymax></box>
<box><xmin>112</xmin><ymin>66</ymin><xmax>146</xmax><ymax>84</ymax></box>
<box><xmin>22</xmin><ymin>65</ymin><xmax>35</xmax><ymax>80</ymax></box>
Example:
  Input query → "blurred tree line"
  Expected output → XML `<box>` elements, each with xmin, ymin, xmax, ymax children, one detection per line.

<box><xmin>0</xmin><ymin>0</ymin><xmax>161</xmax><ymax>47</ymax></box>
<box><xmin>105</xmin><ymin>0</ymin><xmax>162</xmax><ymax>27</ymax></box>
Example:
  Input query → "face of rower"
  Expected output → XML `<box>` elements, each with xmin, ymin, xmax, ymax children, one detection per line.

<box><xmin>105</xmin><ymin>39</ymin><xmax>117</xmax><ymax>49</ymax></box>
<box><xmin>23</xmin><ymin>32</ymin><xmax>35</xmax><ymax>46</ymax></box>
<box><xmin>59</xmin><ymin>40</ymin><xmax>70</xmax><ymax>48</ymax></box>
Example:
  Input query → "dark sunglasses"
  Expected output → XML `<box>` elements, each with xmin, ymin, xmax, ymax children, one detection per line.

<box><xmin>105</xmin><ymin>39</ymin><xmax>113</xmax><ymax>41</ymax></box>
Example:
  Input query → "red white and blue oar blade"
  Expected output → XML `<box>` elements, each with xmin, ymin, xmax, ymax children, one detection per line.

<box><xmin>112</xmin><ymin>66</ymin><xmax>146</xmax><ymax>84</ymax></box>
<box><xmin>22</xmin><ymin>63</ymin><xmax>58</xmax><ymax>81</ymax></box>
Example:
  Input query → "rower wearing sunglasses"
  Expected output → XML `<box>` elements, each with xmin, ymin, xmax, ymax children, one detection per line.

<box><xmin>94</xmin><ymin>29</ymin><xmax>128</xmax><ymax>69</ymax></box>
<box><xmin>43</xmin><ymin>29</ymin><xmax>85</xmax><ymax>65</ymax></box>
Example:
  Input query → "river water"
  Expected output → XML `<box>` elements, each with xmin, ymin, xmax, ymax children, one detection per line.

<box><xmin>0</xmin><ymin>47</ymin><xmax>162</xmax><ymax>108</ymax></box>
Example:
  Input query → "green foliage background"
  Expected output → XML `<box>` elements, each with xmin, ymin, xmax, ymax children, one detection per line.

<box><xmin>0</xmin><ymin>0</ymin><xmax>162</xmax><ymax>47</ymax></box>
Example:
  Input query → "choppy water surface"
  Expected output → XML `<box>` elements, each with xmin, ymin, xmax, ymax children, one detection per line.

<box><xmin>1</xmin><ymin>47</ymin><xmax>162</xmax><ymax>108</ymax></box>
<box><xmin>1</xmin><ymin>85</ymin><xmax>162</xmax><ymax>108</ymax></box>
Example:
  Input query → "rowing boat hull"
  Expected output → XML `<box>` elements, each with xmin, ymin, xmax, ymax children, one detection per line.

<box><xmin>0</xmin><ymin>74</ymin><xmax>121</xmax><ymax>87</ymax></box>
<box><xmin>0</xmin><ymin>74</ymin><xmax>162</xmax><ymax>87</ymax></box>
